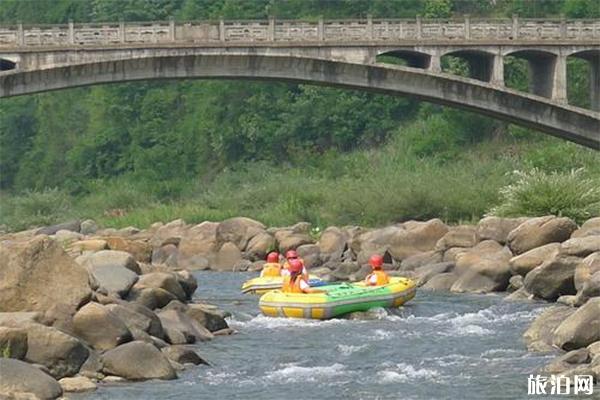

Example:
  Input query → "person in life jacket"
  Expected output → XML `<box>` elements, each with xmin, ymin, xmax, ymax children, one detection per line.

<box><xmin>282</xmin><ymin>249</ymin><xmax>308</xmax><ymax>280</ymax></box>
<box><xmin>260</xmin><ymin>252</ymin><xmax>282</xmax><ymax>278</ymax></box>
<box><xmin>282</xmin><ymin>259</ymin><xmax>324</xmax><ymax>294</ymax></box>
<box><xmin>365</xmin><ymin>254</ymin><xmax>390</xmax><ymax>286</ymax></box>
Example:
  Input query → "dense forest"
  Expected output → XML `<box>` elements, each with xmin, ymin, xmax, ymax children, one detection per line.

<box><xmin>1</xmin><ymin>0</ymin><xmax>599</xmax><ymax>231</ymax></box>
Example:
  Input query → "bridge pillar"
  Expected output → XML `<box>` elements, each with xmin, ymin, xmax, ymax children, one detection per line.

<box><xmin>526</xmin><ymin>54</ymin><xmax>558</xmax><ymax>99</ymax></box>
<box><xmin>491</xmin><ymin>54</ymin><xmax>504</xmax><ymax>86</ymax></box>
<box><xmin>428</xmin><ymin>52</ymin><xmax>441</xmax><ymax>73</ymax></box>
<box><xmin>589</xmin><ymin>56</ymin><xmax>600</xmax><ymax>111</ymax></box>
<box><xmin>552</xmin><ymin>54</ymin><xmax>567</xmax><ymax>104</ymax></box>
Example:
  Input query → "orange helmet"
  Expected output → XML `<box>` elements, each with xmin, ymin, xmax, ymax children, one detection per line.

<box><xmin>266</xmin><ymin>252</ymin><xmax>279</xmax><ymax>263</ymax></box>
<box><xmin>288</xmin><ymin>258</ymin><xmax>303</xmax><ymax>273</ymax></box>
<box><xmin>285</xmin><ymin>250</ymin><xmax>298</xmax><ymax>259</ymax></box>
<box><xmin>369</xmin><ymin>254</ymin><xmax>384</xmax><ymax>269</ymax></box>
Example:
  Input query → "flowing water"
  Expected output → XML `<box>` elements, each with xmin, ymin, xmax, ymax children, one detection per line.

<box><xmin>78</xmin><ymin>272</ymin><xmax>575</xmax><ymax>400</ymax></box>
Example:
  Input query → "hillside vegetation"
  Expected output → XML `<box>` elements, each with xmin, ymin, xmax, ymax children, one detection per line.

<box><xmin>1</xmin><ymin>0</ymin><xmax>599</xmax><ymax>231</ymax></box>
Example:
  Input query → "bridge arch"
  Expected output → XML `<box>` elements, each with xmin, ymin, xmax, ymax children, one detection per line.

<box><xmin>568</xmin><ymin>49</ymin><xmax>600</xmax><ymax>111</ymax></box>
<box><xmin>0</xmin><ymin>58</ymin><xmax>16</xmax><ymax>71</ymax></box>
<box><xmin>375</xmin><ymin>50</ymin><xmax>432</xmax><ymax>69</ymax></box>
<box><xmin>0</xmin><ymin>54</ymin><xmax>598</xmax><ymax>149</ymax></box>
<box><xmin>504</xmin><ymin>49</ymin><xmax>560</xmax><ymax>99</ymax></box>
<box><xmin>441</xmin><ymin>49</ymin><xmax>496</xmax><ymax>83</ymax></box>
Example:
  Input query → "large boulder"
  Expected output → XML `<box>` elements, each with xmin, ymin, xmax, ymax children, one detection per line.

<box><xmin>553</xmin><ymin>298</ymin><xmax>600</xmax><ymax>351</ymax></box>
<box><xmin>126</xmin><ymin>287</ymin><xmax>177</xmax><ymax>310</ymax></box>
<box><xmin>161</xmin><ymin>345</ymin><xmax>208</xmax><ymax>365</ymax></box>
<box><xmin>134</xmin><ymin>272</ymin><xmax>187</xmax><ymax>302</ymax></box>
<box><xmin>0</xmin><ymin>327</ymin><xmax>28</xmax><ymax>359</ymax></box>
<box><xmin>509</xmin><ymin>243</ymin><xmax>560</xmax><ymax>276</ymax></box>
<box><xmin>83</xmin><ymin>250</ymin><xmax>141</xmax><ymax>275</ymax></box>
<box><xmin>175</xmin><ymin>270</ymin><xmax>198</xmax><ymax>299</ymax></box>
<box><xmin>523</xmin><ymin>306</ymin><xmax>575</xmax><ymax>352</ymax></box>
<box><xmin>149</xmin><ymin>219</ymin><xmax>188</xmax><ymax>248</ymax></box>
<box><xmin>157</xmin><ymin>308</ymin><xmax>213</xmax><ymax>343</ymax></box>
<box><xmin>73</xmin><ymin>302</ymin><xmax>132</xmax><ymax>351</ymax></box>
<box><xmin>213</xmin><ymin>242</ymin><xmax>243</xmax><ymax>271</ymax></box>
<box><xmin>421</xmin><ymin>272</ymin><xmax>458</xmax><ymax>291</ymax></box>
<box><xmin>413</xmin><ymin>262</ymin><xmax>454</xmax><ymax>286</ymax></box>
<box><xmin>245</xmin><ymin>232</ymin><xmax>276</xmax><ymax>260</ymax></box>
<box><xmin>277</xmin><ymin>232</ymin><xmax>315</xmax><ymax>253</ymax></box>
<box><xmin>450</xmin><ymin>241</ymin><xmax>512</xmax><ymax>293</ymax></box>
<box><xmin>388</xmin><ymin>219</ymin><xmax>449</xmax><ymax>261</ymax></box>
<box><xmin>36</xmin><ymin>220</ymin><xmax>80</xmax><ymax>236</ymax></box>
<box><xmin>571</xmin><ymin>217</ymin><xmax>600</xmax><ymax>238</ymax></box>
<box><xmin>574</xmin><ymin>252</ymin><xmax>600</xmax><ymax>291</ymax></box>
<box><xmin>477</xmin><ymin>216</ymin><xmax>527</xmax><ymax>244</ymax></box>
<box><xmin>577</xmin><ymin>271</ymin><xmax>600</xmax><ymax>304</ymax></box>
<box><xmin>399</xmin><ymin>250</ymin><xmax>443</xmax><ymax>272</ymax></box>
<box><xmin>560</xmin><ymin>236</ymin><xmax>600</xmax><ymax>258</ymax></box>
<box><xmin>0</xmin><ymin>358</ymin><xmax>62</xmax><ymax>400</ymax></box>
<box><xmin>0</xmin><ymin>236</ymin><xmax>91</xmax><ymax>313</ymax></box>
<box><xmin>318</xmin><ymin>227</ymin><xmax>348</xmax><ymax>262</ymax></box>
<box><xmin>105</xmin><ymin>302</ymin><xmax>164</xmax><ymax>339</ymax></box>
<box><xmin>102</xmin><ymin>341</ymin><xmax>176</xmax><ymax>380</ymax></box>
<box><xmin>523</xmin><ymin>253</ymin><xmax>580</xmax><ymax>301</ymax></box>
<box><xmin>216</xmin><ymin>217</ymin><xmax>265</xmax><ymax>250</ymax></box>
<box><xmin>178</xmin><ymin>221</ymin><xmax>220</xmax><ymax>269</ymax></box>
<box><xmin>86</xmin><ymin>262</ymin><xmax>138</xmax><ymax>297</ymax></box>
<box><xmin>58</xmin><ymin>376</ymin><xmax>97</xmax><ymax>393</ymax></box>
<box><xmin>297</xmin><ymin>244</ymin><xmax>321</xmax><ymax>269</ymax></box>
<box><xmin>507</xmin><ymin>216</ymin><xmax>577</xmax><ymax>255</ymax></box>
<box><xmin>435</xmin><ymin>225</ymin><xmax>479</xmax><ymax>251</ymax></box>
<box><xmin>186</xmin><ymin>304</ymin><xmax>229</xmax><ymax>333</ymax></box>
<box><xmin>23</xmin><ymin>323</ymin><xmax>88</xmax><ymax>379</ymax></box>
<box><xmin>80</xmin><ymin>219</ymin><xmax>98</xmax><ymax>235</ymax></box>
<box><xmin>103</xmin><ymin>237</ymin><xmax>152</xmax><ymax>263</ymax></box>
<box><xmin>68</xmin><ymin>239</ymin><xmax>108</xmax><ymax>254</ymax></box>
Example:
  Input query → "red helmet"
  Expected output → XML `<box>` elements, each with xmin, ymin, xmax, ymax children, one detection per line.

<box><xmin>285</xmin><ymin>250</ymin><xmax>298</xmax><ymax>259</ymax></box>
<box><xmin>288</xmin><ymin>258</ymin><xmax>303</xmax><ymax>273</ymax></box>
<box><xmin>369</xmin><ymin>254</ymin><xmax>384</xmax><ymax>269</ymax></box>
<box><xmin>266</xmin><ymin>252</ymin><xmax>279</xmax><ymax>263</ymax></box>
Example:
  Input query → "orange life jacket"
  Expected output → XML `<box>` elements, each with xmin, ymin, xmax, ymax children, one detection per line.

<box><xmin>365</xmin><ymin>270</ymin><xmax>390</xmax><ymax>286</ymax></box>
<box><xmin>261</xmin><ymin>262</ymin><xmax>281</xmax><ymax>277</ymax></box>
<box><xmin>282</xmin><ymin>274</ymin><xmax>305</xmax><ymax>293</ymax></box>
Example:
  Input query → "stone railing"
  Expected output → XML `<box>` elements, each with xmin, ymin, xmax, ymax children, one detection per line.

<box><xmin>0</xmin><ymin>16</ymin><xmax>599</xmax><ymax>48</ymax></box>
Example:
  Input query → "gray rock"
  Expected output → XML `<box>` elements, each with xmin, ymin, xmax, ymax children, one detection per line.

<box><xmin>509</xmin><ymin>243</ymin><xmax>561</xmax><ymax>276</ymax></box>
<box><xmin>24</xmin><ymin>323</ymin><xmax>89</xmax><ymax>379</ymax></box>
<box><xmin>507</xmin><ymin>216</ymin><xmax>577</xmax><ymax>255</ymax></box>
<box><xmin>571</xmin><ymin>217</ymin><xmax>600</xmax><ymax>238</ymax></box>
<box><xmin>477</xmin><ymin>216</ymin><xmax>527</xmax><ymax>244</ymax></box>
<box><xmin>134</xmin><ymin>272</ymin><xmax>187</xmax><ymax>302</ymax></box>
<box><xmin>80</xmin><ymin>219</ymin><xmax>98</xmax><ymax>235</ymax></box>
<box><xmin>523</xmin><ymin>253</ymin><xmax>580</xmax><ymax>300</ymax></box>
<box><xmin>0</xmin><ymin>326</ymin><xmax>27</xmax><ymax>359</ymax></box>
<box><xmin>73</xmin><ymin>302</ymin><xmax>132</xmax><ymax>351</ymax></box>
<box><xmin>102</xmin><ymin>341</ymin><xmax>176</xmax><ymax>381</ymax></box>
<box><xmin>84</xmin><ymin>250</ymin><xmax>141</xmax><ymax>275</ymax></box>
<box><xmin>127</xmin><ymin>287</ymin><xmax>177</xmax><ymax>310</ymax></box>
<box><xmin>421</xmin><ymin>273</ymin><xmax>458</xmax><ymax>291</ymax></box>
<box><xmin>413</xmin><ymin>262</ymin><xmax>454</xmax><ymax>286</ymax></box>
<box><xmin>36</xmin><ymin>220</ymin><xmax>81</xmax><ymax>235</ymax></box>
<box><xmin>186</xmin><ymin>304</ymin><xmax>229</xmax><ymax>332</ymax></box>
<box><xmin>105</xmin><ymin>302</ymin><xmax>164</xmax><ymax>339</ymax></box>
<box><xmin>0</xmin><ymin>358</ymin><xmax>63</xmax><ymax>399</ymax></box>
<box><xmin>574</xmin><ymin>252</ymin><xmax>600</xmax><ymax>291</ymax></box>
<box><xmin>561</xmin><ymin>236</ymin><xmax>600</xmax><ymax>257</ymax></box>
<box><xmin>507</xmin><ymin>275</ymin><xmax>524</xmax><ymax>292</ymax></box>
<box><xmin>553</xmin><ymin>298</ymin><xmax>600</xmax><ymax>351</ymax></box>
<box><xmin>523</xmin><ymin>305</ymin><xmax>575</xmax><ymax>352</ymax></box>
<box><xmin>435</xmin><ymin>225</ymin><xmax>479</xmax><ymax>251</ymax></box>
<box><xmin>87</xmin><ymin>264</ymin><xmax>138</xmax><ymax>297</ymax></box>
<box><xmin>450</xmin><ymin>241</ymin><xmax>512</xmax><ymax>293</ymax></box>
<box><xmin>58</xmin><ymin>376</ymin><xmax>97</xmax><ymax>392</ymax></box>
<box><xmin>157</xmin><ymin>309</ymin><xmax>214</xmax><ymax>344</ymax></box>
<box><xmin>399</xmin><ymin>251</ymin><xmax>443</xmax><ymax>272</ymax></box>
<box><xmin>213</xmin><ymin>242</ymin><xmax>243</xmax><ymax>271</ymax></box>
<box><xmin>216</xmin><ymin>217</ymin><xmax>265</xmax><ymax>251</ymax></box>
<box><xmin>161</xmin><ymin>345</ymin><xmax>208</xmax><ymax>365</ymax></box>
<box><xmin>175</xmin><ymin>270</ymin><xmax>198</xmax><ymax>299</ymax></box>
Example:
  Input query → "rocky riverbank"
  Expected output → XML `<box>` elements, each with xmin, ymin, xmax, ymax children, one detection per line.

<box><xmin>1</xmin><ymin>215</ymin><xmax>598</xmax><ymax>398</ymax></box>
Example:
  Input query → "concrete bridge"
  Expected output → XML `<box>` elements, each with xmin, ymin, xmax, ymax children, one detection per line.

<box><xmin>0</xmin><ymin>17</ymin><xmax>599</xmax><ymax>149</ymax></box>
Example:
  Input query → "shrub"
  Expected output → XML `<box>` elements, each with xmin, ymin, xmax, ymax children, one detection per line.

<box><xmin>488</xmin><ymin>168</ymin><xmax>600</xmax><ymax>224</ymax></box>
<box><xmin>0</xmin><ymin>188</ymin><xmax>74</xmax><ymax>231</ymax></box>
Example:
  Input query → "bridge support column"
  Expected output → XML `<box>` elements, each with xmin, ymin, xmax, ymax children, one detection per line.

<box><xmin>527</xmin><ymin>55</ymin><xmax>557</xmax><ymax>99</ymax></box>
<box><xmin>491</xmin><ymin>54</ymin><xmax>504</xmax><ymax>86</ymax></box>
<box><xmin>589</xmin><ymin>57</ymin><xmax>600</xmax><ymax>111</ymax></box>
<box><xmin>552</xmin><ymin>54</ymin><xmax>567</xmax><ymax>103</ymax></box>
<box><xmin>428</xmin><ymin>53</ymin><xmax>441</xmax><ymax>73</ymax></box>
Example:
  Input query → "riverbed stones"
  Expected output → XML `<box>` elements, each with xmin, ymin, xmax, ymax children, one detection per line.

<box><xmin>507</xmin><ymin>216</ymin><xmax>577</xmax><ymax>255</ymax></box>
<box><xmin>178</xmin><ymin>221</ymin><xmax>220</xmax><ymax>268</ymax></box>
<box><xmin>73</xmin><ymin>302</ymin><xmax>132</xmax><ymax>351</ymax></box>
<box><xmin>318</xmin><ymin>227</ymin><xmax>348</xmax><ymax>262</ymax></box>
<box><xmin>157</xmin><ymin>309</ymin><xmax>213</xmax><ymax>343</ymax></box>
<box><xmin>574</xmin><ymin>252</ymin><xmax>600</xmax><ymax>291</ymax></box>
<box><xmin>58</xmin><ymin>376</ymin><xmax>97</xmax><ymax>392</ymax></box>
<box><xmin>0</xmin><ymin>327</ymin><xmax>27</xmax><ymax>359</ymax></box>
<box><xmin>524</xmin><ymin>305</ymin><xmax>575</xmax><ymax>352</ymax></box>
<box><xmin>186</xmin><ymin>304</ymin><xmax>229</xmax><ymax>332</ymax></box>
<box><xmin>476</xmin><ymin>216</ymin><xmax>527</xmax><ymax>244</ymax></box>
<box><xmin>245</xmin><ymin>232</ymin><xmax>276</xmax><ymax>260</ymax></box>
<box><xmin>400</xmin><ymin>250</ymin><xmax>443</xmax><ymax>272</ymax></box>
<box><xmin>104</xmin><ymin>237</ymin><xmax>152</xmax><ymax>263</ymax></box>
<box><xmin>175</xmin><ymin>270</ymin><xmax>198</xmax><ymax>299</ymax></box>
<box><xmin>214</xmin><ymin>242</ymin><xmax>243</xmax><ymax>271</ymax></box>
<box><xmin>83</xmin><ymin>249</ymin><xmax>141</xmax><ymax>274</ymax></box>
<box><xmin>553</xmin><ymin>298</ymin><xmax>600</xmax><ymax>351</ymax></box>
<box><xmin>560</xmin><ymin>236</ymin><xmax>600</xmax><ymax>257</ymax></box>
<box><xmin>450</xmin><ymin>241</ymin><xmax>512</xmax><ymax>293</ymax></box>
<box><xmin>0</xmin><ymin>236</ymin><xmax>92</xmax><ymax>313</ymax></box>
<box><xmin>102</xmin><ymin>341</ymin><xmax>176</xmax><ymax>381</ymax></box>
<box><xmin>22</xmin><ymin>323</ymin><xmax>88</xmax><ymax>379</ymax></box>
<box><xmin>523</xmin><ymin>253</ymin><xmax>580</xmax><ymax>300</ymax></box>
<box><xmin>388</xmin><ymin>219</ymin><xmax>449</xmax><ymax>261</ymax></box>
<box><xmin>217</xmin><ymin>217</ymin><xmax>265</xmax><ymax>250</ymax></box>
<box><xmin>509</xmin><ymin>243</ymin><xmax>561</xmax><ymax>276</ymax></box>
<box><xmin>422</xmin><ymin>272</ymin><xmax>458</xmax><ymax>291</ymax></box>
<box><xmin>0</xmin><ymin>358</ymin><xmax>63</xmax><ymax>400</ymax></box>
<box><xmin>571</xmin><ymin>217</ymin><xmax>600</xmax><ymax>238</ymax></box>
<box><xmin>413</xmin><ymin>262</ymin><xmax>454</xmax><ymax>286</ymax></box>
<box><xmin>134</xmin><ymin>272</ymin><xmax>187</xmax><ymax>302</ymax></box>
<box><xmin>87</xmin><ymin>261</ymin><xmax>139</xmax><ymax>297</ymax></box>
<box><xmin>277</xmin><ymin>232</ymin><xmax>314</xmax><ymax>253</ymax></box>
<box><xmin>105</xmin><ymin>302</ymin><xmax>164</xmax><ymax>339</ymax></box>
<box><xmin>126</xmin><ymin>287</ymin><xmax>177</xmax><ymax>309</ymax></box>
<box><xmin>161</xmin><ymin>345</ymin><xmax>208</xmax><ymax>365</ymax></box>
<box><xmin>435</xmin><ymin>225</ymin><xmax>479</xmax><ymax>251</ymax></box>
<box><xmin>36</xmin><ymin>220</ymin><xmax>80</xmax><ymax>236</ymax></box>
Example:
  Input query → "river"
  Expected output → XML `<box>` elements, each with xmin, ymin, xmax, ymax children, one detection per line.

<box><xmin>77</xmin><ymin>271</ymin><xmax>564</xmax><ymax>400</ymax></box>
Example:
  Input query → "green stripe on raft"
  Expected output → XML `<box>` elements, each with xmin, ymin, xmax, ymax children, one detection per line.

<box><xmin>259</xmin><ymin>277</ymin><xmax>416</xmax><ymax>319</ymax></box>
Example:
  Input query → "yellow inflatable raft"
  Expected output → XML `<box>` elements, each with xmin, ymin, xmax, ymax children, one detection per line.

<box><xmin>241</xmin><ymin>275</ymin><xmax>323</xmax><ymax>295</ymax></box>
<box><xmin>259</xmin><ymin>277</ymin><xmax>416</xmax><ymax>319</ymax></box>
